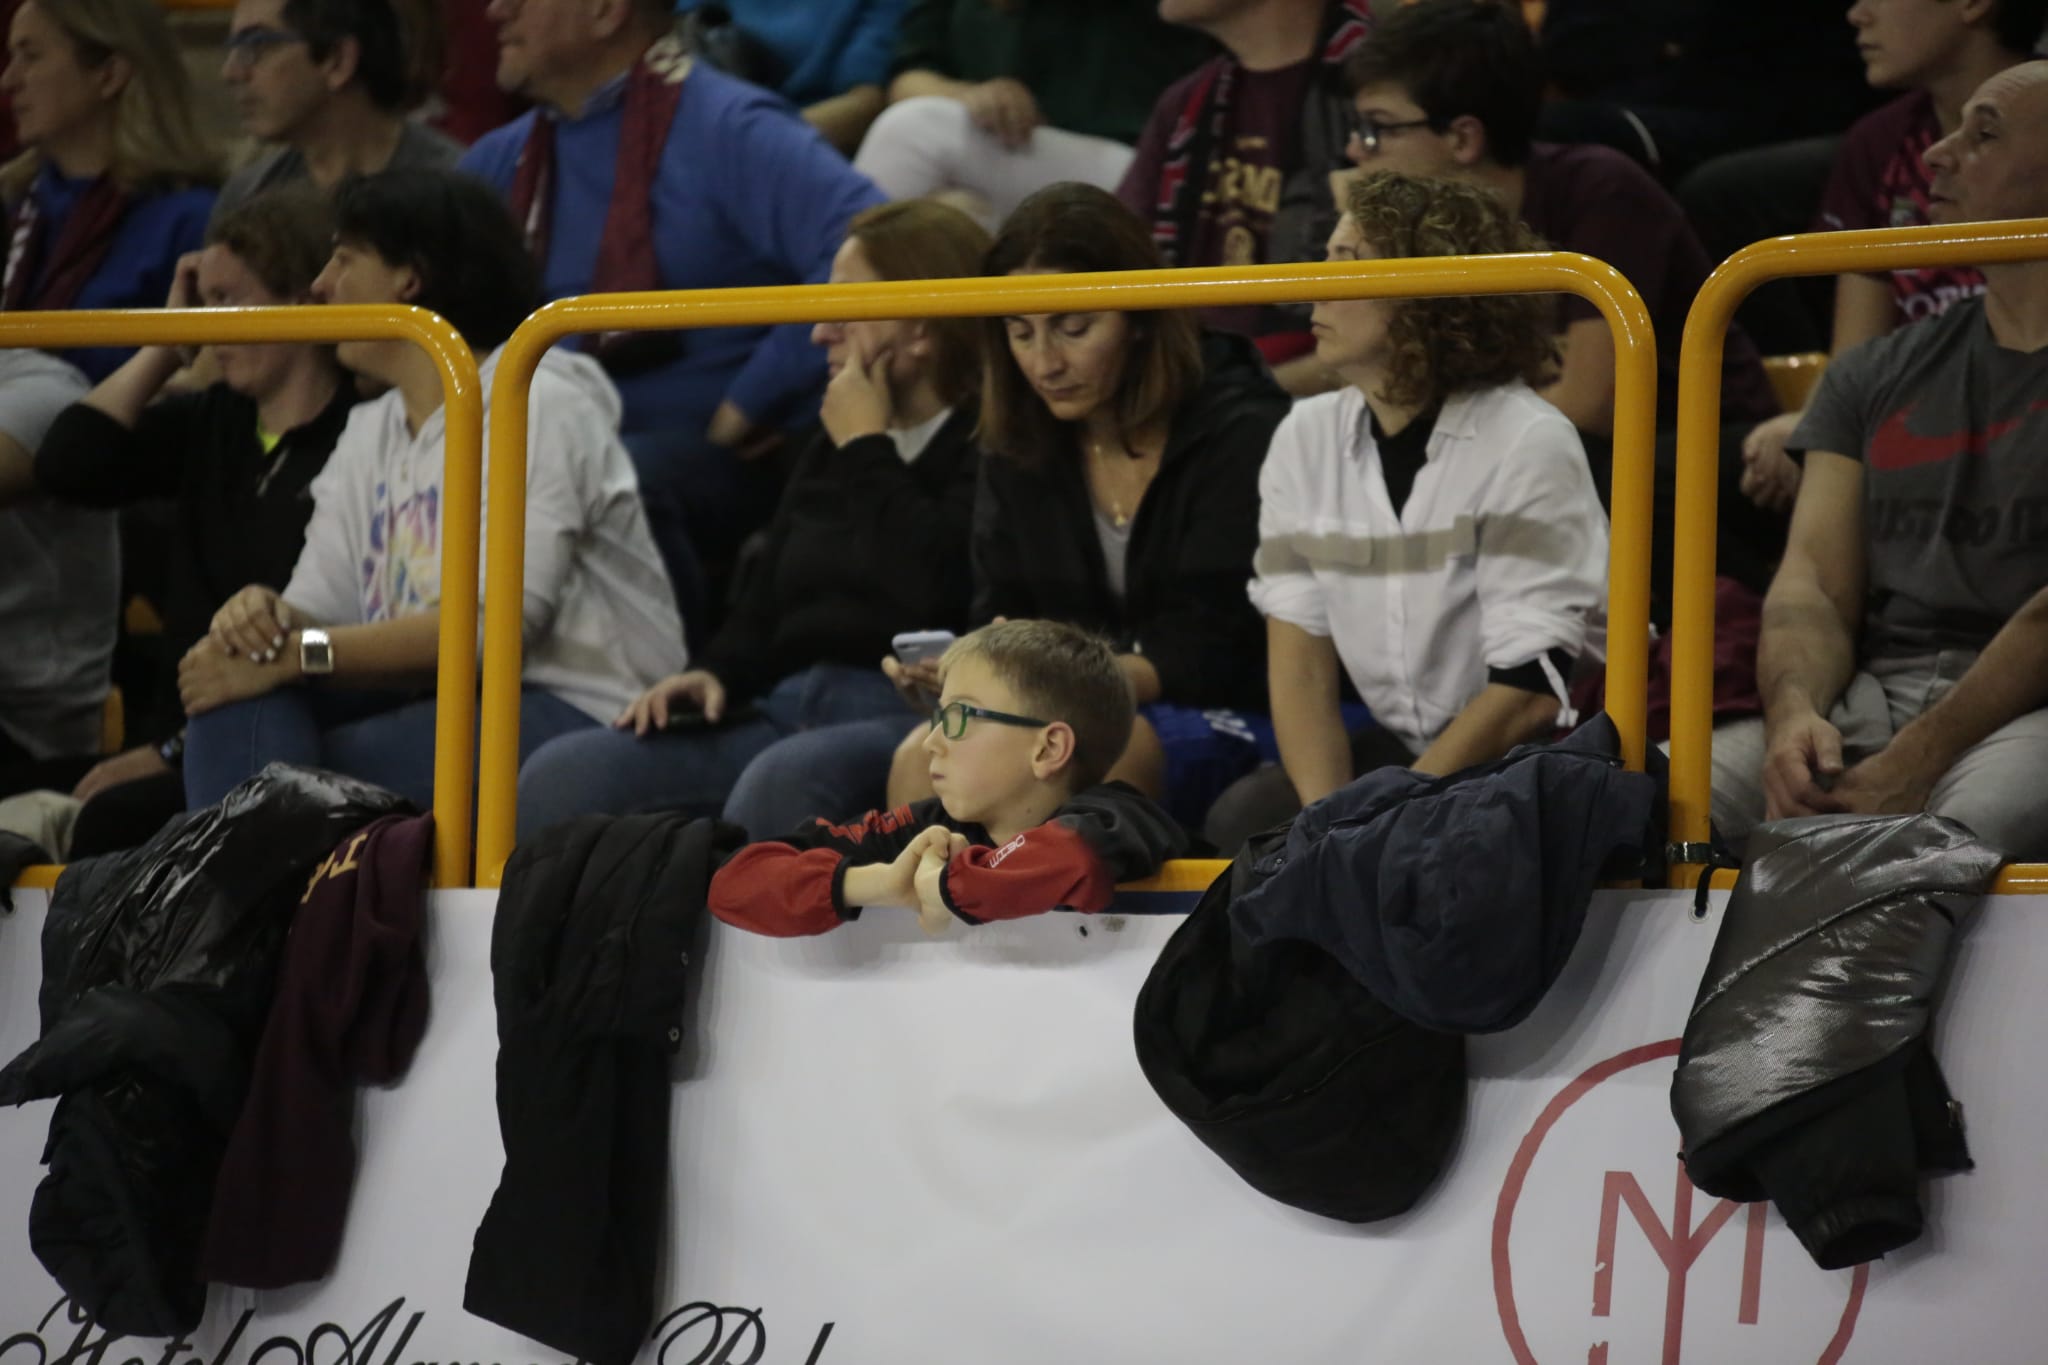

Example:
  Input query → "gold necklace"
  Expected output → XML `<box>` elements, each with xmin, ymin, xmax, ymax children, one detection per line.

<box><xmin>1089</xmin><ymin>438</ymin><xmax>1143</xmax><ymax>529</ymax></box>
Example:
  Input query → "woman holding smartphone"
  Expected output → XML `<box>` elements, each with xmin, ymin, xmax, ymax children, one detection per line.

<box><xmin>724</xmin><ymin>182</ymin><xmax>1291</xmax><ymax>838</ymax></box>
<box><xmin>514</xmin><ymin>200</ymin><xmax>991</xmax><ymax>838</ymax></box>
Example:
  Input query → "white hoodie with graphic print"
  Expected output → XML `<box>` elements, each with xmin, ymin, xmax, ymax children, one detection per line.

<box><xmin>283</xmin><ymin>346</ymin><xmax>688</xmax><ymax>721</ymax></box>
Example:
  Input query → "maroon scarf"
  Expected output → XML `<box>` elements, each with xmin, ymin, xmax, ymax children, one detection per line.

<box><xmin>507</xmin><ymin>33</ymin><xmax>690</xmax><ymax>362</ymax></box>
<box><xmin>3</xmin><ymin>172</ymin><xmax>130</xmax><ymax>313</ymax></box>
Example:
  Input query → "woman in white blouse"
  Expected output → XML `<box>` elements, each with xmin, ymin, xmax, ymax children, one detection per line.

<box><xmin>1204</xmin><ymin>169</ymin><xmax>1610</xmax><ymax>852</ymax></box>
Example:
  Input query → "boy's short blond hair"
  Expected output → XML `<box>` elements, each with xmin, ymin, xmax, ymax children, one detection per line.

<box><xmin>941</xmin><ymin>621</ymin><xmax>1135</xmax><ymax>790</ymax></box>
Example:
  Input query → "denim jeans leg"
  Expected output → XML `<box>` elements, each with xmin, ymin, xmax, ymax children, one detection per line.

<box><xmin>792</xmin><ymin>663</ymin><xmax>915</xmax><ymax>729</ymax></box>
<box><xmin>721</xmin><ymin>714</ymin><xmax>919</xmax><ymax>838</ymax></box>
<box><xmin>319</xmin><ymin>695</ymin><xmax>449</xmax><ymax>809</ymax></box>
<box><xmin>515</xmin><ymin>713</ymin><xmax>783</xmax><ymax>838</ymax></box>
<box><xmin>183</xmin><ymin>689</ymin><xmax>337</xmax><ymax>810</ymax></box>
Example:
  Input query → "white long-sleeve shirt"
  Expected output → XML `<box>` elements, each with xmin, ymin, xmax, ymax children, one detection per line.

<box><xmin>285</xmin><ymin>346</ymin><xmax>688</xmax><ymax>722</ymax></box>
<box><xmin>1249</xmin><ymin>382</ymin><xmax>1608</xmax><ymax>755</ymax></box>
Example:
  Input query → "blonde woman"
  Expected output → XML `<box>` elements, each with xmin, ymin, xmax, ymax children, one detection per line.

<box><xmin>0</xmin><ymin>0</ymin><xmax>219</xmax><ymax>379</ymax></box>
<box><xmin>0</xmin><ymin>0</ymin><xmax>218</xmax><ymax>784</ymax></box>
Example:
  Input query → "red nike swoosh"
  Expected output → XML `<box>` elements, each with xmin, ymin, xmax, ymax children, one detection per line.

<box><xmin>1867</xmin><ymin>398</ymin><xmax>2048</xmax><ymax>472</ymax></box>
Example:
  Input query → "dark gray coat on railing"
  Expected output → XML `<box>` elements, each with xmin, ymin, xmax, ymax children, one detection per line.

<box><xmin>1671</xmin><ymin>812</ymin><xmax>2003</xmax><ymax>1269</ymax></box>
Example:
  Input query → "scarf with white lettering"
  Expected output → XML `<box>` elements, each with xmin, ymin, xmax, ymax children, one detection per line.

<box><xmin>1143</xmin><ymin>0</ymin><xmax>1372</xmax><ymax>267</ymax></box>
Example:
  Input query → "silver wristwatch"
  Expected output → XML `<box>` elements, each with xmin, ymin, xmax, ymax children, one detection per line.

<box><xmin>298</xmin><ymin>627</ymin><xmax>334</xmax><ymax>676</ymax></box>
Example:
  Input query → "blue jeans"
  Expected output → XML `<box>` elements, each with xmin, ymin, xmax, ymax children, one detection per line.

<box><xmin>721</xmin><ymin>712</ymin><xmax>917</xmax><ymax>839</ymax></box>
<box><xmin>184</xmin><ymin>685</ymin><xmax>597</xmax><ymax>812</ymax></box>
<box><xmin>516</xmin><ymin>664</ymin><xmax>909</xmax><ymax>839</ymax></box>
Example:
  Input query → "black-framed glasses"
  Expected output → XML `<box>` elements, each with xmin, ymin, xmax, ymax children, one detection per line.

<box><xmin>929</xmin><ymin>701</ymin><xmax>1049</xmax><ymax>740</ymax></box>
<box><xmin>1347</xmin><ymin>112</ymin><xmax>1439</xmax><ymax>155</ymax></box>
<box><xmin>223</xmin><ymin>26</ymin><xmax>308</xmax><ymax>71</ymax></box>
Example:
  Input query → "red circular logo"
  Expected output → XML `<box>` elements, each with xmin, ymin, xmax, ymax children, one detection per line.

<box><xmin>1491</xmin><ymin>1039</ymin><xmax>1867</xmax><ymax>1365</ymax></box>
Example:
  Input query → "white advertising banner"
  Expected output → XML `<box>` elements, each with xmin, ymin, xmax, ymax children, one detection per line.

<box><xmin>0</xmin><ymin>886</ymin><xmax>2042</xmax><ymax>1364</ymax></box>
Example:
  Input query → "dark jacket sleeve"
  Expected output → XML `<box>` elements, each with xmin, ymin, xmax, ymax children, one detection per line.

<box><xmin>968</xmin><ymin>456</ymin><xmax>1042</xmax><ymax>625</ymax></box>
<box><xmin>700</xmin><ymin>422</ymin><xmax>982</xmax><ymax>700</ymax></box>
<box><xmin>35</xmin><ymin>394</ymin><xmax>204</xmax><ymax>506</ymax></box>
<box><xmin>709</xmin><ymin>800</ymin><xmax>943</xmax><ymax>937</ymax></box>
<box><xmin>888</xmin><ymin>0</ymin><xmax>954</xmax><ymax>78</ymax></box>
<box><xmin>939</xmin><ymin>781</ymin><xmax>1190</xmax><ymax>923</ymax></box>
<box><xmin>806</xmin><ymin>428</ymin><xmax>981</xmax><ymax>622</ymax></box>
<box><xmin>1116</xmin><ymin>64</ymin><xmax>1207</xmax><ymax>223</ymax></box>
<box><xmin>695</xmin><ymin>469</ymin><xmax>807</xmax><ymax>706</ymax></box>
<box><xmin>1132</xmin><ymin>405</ymin><xmax>1281</xmax><ymax>708</ymax></box>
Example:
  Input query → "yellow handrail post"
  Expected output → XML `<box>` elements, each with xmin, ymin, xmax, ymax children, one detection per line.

<box><xmin>476</xmin><ymin>324</ymin><xmax>550</xmax><ymax>886</ymax></box>
<box><xmin>1597</xmin><ymin>272</ymin><xmax>1659</xmax><ymax>782</ymax></box>
<box><xmin>0</xmin><ymin>305</ymin><xmax>481</xmax><ymax>888</ymax></box>
<box><xmin>1668</xmin><ymin>219</ymin><xmax>2048</xmax><ymax>890</ymax></box>
<box><xmin>473</xmin><ymin>257</ymin><xmax>1656</xmax><ymax>887</ymax></box>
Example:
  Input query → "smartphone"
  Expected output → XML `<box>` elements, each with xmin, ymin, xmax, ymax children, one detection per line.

<box><xmin>663</xmin><ymin>702</ymin><xmax>760</xmax><ymax>733</ymax></box>
<box><xmin>891</xmin><ymin>629</ymin><xmax>956</xmax><ymax>668</ymax></box>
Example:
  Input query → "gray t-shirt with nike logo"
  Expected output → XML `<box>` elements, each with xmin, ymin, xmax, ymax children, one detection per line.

<box><xmin>1792</xmin><ymin>297</ymin><xmax>2048</xmax><ymax>661</ymax></box>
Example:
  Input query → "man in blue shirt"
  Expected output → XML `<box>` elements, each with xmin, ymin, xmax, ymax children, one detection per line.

<box><xmin>460</xmin><ymin>0</ymin><xmax>884</xmax><ymax>613</ymax></box>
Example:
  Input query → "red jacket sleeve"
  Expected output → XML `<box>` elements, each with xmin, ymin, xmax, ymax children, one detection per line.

<box><xmin>708</xmin><ymin>803</ymin><xmax>937</xmax><ymax>937</ymax></box>
<box><xmin>937</xmin><ymin>781</ymin><xmax>1193</xmax><ymax>924</ymax></box>
<box><xmin>939</xmin><ymin>821</ymin><xmax>1115</xmax><ymax>924</ymax></box>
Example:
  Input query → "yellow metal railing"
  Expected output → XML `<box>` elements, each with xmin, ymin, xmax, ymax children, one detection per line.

<box><xmin>1</xmin><ymin>306</ymin><xmax>482</xmax><ymax>889</ymax></box>
<box><xmin>1119</xmin><ymin>860</ymin><xmax>1233</xmax><ymax>897</ymax></box>
<box><xmin>473</xmin><ymin>257</ymin><xmax>1658</xmax><ymax>887</ymax></box>
<box><xmin>1670</xmin><ymin>219</ymin><xmax>2048</xmax><ymax>893</ymax></box>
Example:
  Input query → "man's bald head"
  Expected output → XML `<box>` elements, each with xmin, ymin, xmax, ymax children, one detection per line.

<box><xmin>1925</xmin><ymin>61</ymin><xmax>2048</xmax><ymax>225</ymax></box>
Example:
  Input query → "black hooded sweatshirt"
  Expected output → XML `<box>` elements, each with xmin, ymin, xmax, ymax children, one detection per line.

<box><xmin>970</xmin><ymin>331</ymin><xmax>1289</xmax><ymax>714</ymax></box>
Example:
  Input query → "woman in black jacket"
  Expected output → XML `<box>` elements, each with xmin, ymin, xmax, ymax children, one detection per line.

<box><xmin>731</xmin><ymin>183</ymin><xmax>1289</xmax><ymax>836</ymax></box>
<box><xmin>515</xmin><ymin>200</ymin><xmax>991</xmax><ymax>837</ymax></box>
<box><xmin>942</xmin><ymin>183</ymin><xmax>1287</xmax><ymax>818</ymax></box>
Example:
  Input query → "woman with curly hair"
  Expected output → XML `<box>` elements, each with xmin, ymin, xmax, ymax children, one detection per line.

<box><xmin>1203</xmin><ymin>168</ymin><xmax>1610</xmax><ymax>851</ymax></box>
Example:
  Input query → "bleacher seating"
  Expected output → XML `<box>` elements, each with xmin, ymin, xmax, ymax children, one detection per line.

<box><xmin>1762</xmin><ymin>350</ymin><xmax>1829</xmax><ymax>412</ymax></box>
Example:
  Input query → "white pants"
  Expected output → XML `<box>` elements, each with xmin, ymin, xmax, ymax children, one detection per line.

<box><xmin>853</xmin><ymin>95</ymin><xmax>1136</xmax><ymax>227</ymax></box>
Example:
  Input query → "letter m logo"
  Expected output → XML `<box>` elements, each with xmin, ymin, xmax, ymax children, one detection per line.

<box><xmin>1589</xmin><ymin>1162</ymin><xmax>1767</xmax><ymax>1365</ymax></box>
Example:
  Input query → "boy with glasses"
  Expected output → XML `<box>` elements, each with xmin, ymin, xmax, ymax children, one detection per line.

<box><xmin>710</xmin><ymin>620</ymin><xmax>1190</xmax><ymax>938</ymax></box>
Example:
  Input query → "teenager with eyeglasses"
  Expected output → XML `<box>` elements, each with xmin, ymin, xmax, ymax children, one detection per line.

<box><xmin>708</xmin><ymin>619</ymin><xmax>1189</xmax><ymax>939</ymax></box>
<box><xmin>1338</xmin><ymin>0</ymin><xmax>1788</xmax><ymax>626</ymax></box>
<box><xmin>215</xmin><ymin>0</ymin><xmax>459</xmax><ymax>228</ymax></box>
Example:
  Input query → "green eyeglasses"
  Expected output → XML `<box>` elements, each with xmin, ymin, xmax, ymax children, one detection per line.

<box><xmin>929</xmin><ymin>700</ymin><xmax>1049</xmax><ymax>740</ymax></box>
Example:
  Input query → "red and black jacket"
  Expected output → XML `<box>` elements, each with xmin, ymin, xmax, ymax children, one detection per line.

<box><xmin>710</xmin><ymin>781</ymin><xmax>1192</xmax><ymax>937</ymax></box>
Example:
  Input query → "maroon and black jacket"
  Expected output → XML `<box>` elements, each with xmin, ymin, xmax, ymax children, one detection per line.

<box><xmin>711</xmin><ymin>781</ymin><xmax>1192</xmax><ymax>937</ymax></box>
